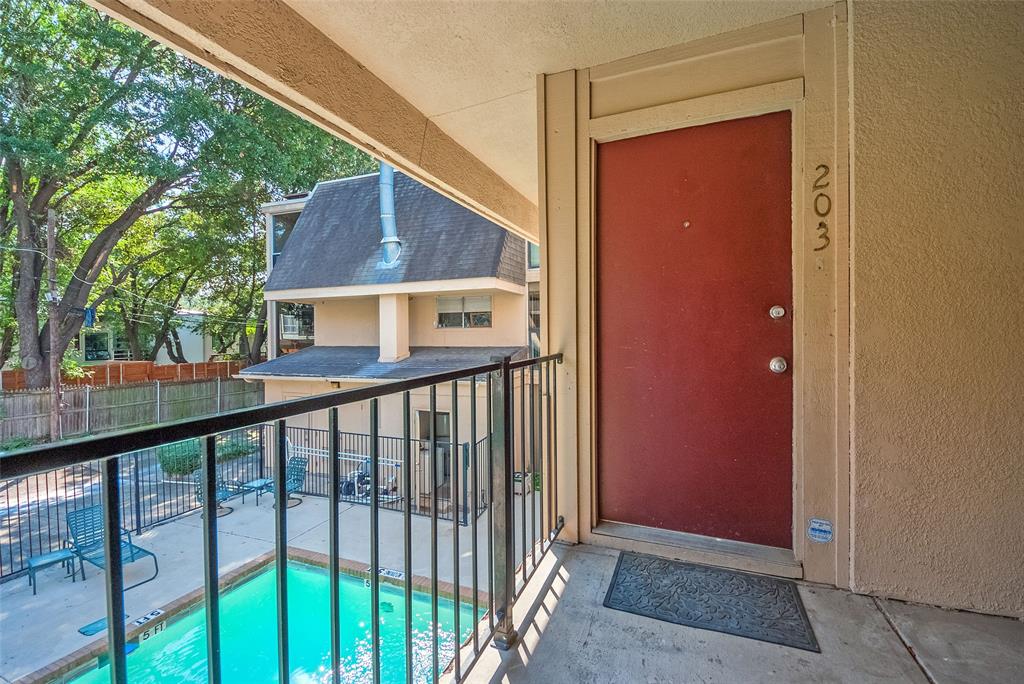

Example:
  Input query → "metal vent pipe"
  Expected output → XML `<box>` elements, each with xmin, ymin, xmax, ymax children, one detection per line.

<box><xmin>378</xmin><ymin>162</ymin><xmax>401</xmax><ymax>266</ymax></box>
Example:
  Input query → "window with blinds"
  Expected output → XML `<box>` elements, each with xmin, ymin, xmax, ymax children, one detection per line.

<box><xmin>437</xmin><ymin>295</ymin><xmax>492</xmax><ymax>328</ymax></box>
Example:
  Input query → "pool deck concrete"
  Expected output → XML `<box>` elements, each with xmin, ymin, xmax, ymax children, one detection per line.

<box><xmin>3</xmin><ymin>497</ymin><xmax>1021</xmax><ymax>683</ymax></box>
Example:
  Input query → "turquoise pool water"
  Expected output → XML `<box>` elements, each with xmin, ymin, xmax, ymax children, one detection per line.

<box><xmin>70</xmin><ymin>563</ymin><xmax>476</xmax><ymax>684</ymax></box>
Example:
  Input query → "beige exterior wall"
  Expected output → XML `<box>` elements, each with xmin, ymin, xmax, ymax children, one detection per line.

<box><xmin>540</xmin><ymin>1</ymin><xmax>1023</xmax><ymax>617</ymax></box>
<box><xmin>408</xmin><ymin>291</ymin><xmax>527</xmax><ymax>347</ymax></box>
<box><xmin>309</xmin><ymin>291</ymin><xmax>526</xmax><ymax>349</ymax></box>
<box><xmin>313</xmin><ymin>298</ymin><xmax>379</xmax><ymax>346</ymax></box>
<box><xmin>849</xmin><ymin>0</ymin><xmax>1024</xmax><ymax>617</ymax></box>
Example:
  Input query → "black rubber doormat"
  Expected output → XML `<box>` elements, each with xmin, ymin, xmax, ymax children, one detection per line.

<box><xmin>603</xmin><ymin>552</ymin><xmax>820</xmax><ymax>652</ymax></box>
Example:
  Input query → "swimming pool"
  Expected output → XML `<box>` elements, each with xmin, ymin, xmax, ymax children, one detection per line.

<box><xmin>70</xmin><ymin>562</ymin><xmax>477</xmax><ymax>684</ymax></box>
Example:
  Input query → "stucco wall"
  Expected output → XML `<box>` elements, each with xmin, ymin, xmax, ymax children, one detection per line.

<box><xmin>851</xmin><ymin>1</ymin><xmax>1024</xmax><ymax>617</ymax></box>
<box><xmin>409</xmin><ymin>291</ymin><xmax>526</xmax><ymax>347</ymax></box>
<box><xmin>313</xmin><ymin>297</ymin><xmax>380</xmax><ymax>346</ymax></box>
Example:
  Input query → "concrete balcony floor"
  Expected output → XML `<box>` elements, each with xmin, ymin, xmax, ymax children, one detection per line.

<box><xmin>461</xmin><ymin>544</ymin><xmax>1024</xmax><ymax>684</ymax></box>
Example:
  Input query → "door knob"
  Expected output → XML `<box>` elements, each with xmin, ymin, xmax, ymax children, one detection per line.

<box><xmin>769</xmin><ymin>357</ymin><xmax>788</xmax><ymax>373</ymax></box>
<box><xmin>769</xmin><ymin>305</ymin><xmax>786</xmax><ymax>319</ymax></box>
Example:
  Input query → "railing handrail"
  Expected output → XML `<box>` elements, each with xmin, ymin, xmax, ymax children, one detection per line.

<box><xmin>0</xmin><ymin>353</ymin><xmax>562</xmax><ymax>480</ymax></box>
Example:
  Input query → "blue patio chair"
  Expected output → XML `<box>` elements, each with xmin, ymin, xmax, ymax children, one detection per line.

<box><xmin>193</xmin><ymin>470</ymin><xmax>238</xmax><ymax>515</ymax></box>
<box><xmin>270</xmin><ymin>454</ymin><xmax>308</xmax><ymax>507</ymax></box>
<box><xmin>66</xmin><ymin>505</ymin><xmax>159</xmax><ymax>590</ymax></box>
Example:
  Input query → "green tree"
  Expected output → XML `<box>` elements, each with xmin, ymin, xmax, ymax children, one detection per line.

<box><xmin>0</xmin><ymin>0</ymin><xmax>373</xmax><ymax>384</ymax></box>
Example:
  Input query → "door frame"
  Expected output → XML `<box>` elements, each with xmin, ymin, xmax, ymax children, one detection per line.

<box><xmin>539</xmin><ymin>3</ymin><xmax>851</xmax><ymax>586</ymax></box>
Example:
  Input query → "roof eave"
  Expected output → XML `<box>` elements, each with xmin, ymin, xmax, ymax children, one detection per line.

<box><xmin>264</xmin><ymin>276</ymin><xmax>525</xmax><ymax>302</ymax></box>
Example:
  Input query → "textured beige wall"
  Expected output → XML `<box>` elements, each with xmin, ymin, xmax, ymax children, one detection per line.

<box><xmin>851</xmin><ymin>1</ymin><xmax>1024</xmax><ymax>617</ymax></box>
<box><xmin>313</xmin><ymin>298</ymin><xmax>379</xmax><ymax>346</ymax></box>
<box><xmin>409</xmin><ymin>291</ymin><xmax>526</xmax><ymax>347</ymax></box>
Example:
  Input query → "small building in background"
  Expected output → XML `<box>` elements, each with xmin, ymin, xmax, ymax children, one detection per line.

<box><xmin>243</xmin><ymin>169</ymin><xmax>539</xmax><ymax>488</ymax></box>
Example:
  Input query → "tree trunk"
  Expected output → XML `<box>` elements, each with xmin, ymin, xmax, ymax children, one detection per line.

<box><xmin>238</xmin><ymin>330</ymin><xmax>250</xmax><ymax>362</ymax></box>
<box><xmin>146</xmin><ymin>271</ymin><xmax>195</xmax><ymax>361</ymax></box>
<box><xmin>164</xmin><ymin>328</ymin><xmax>187</xmax><ymax>363</ymax></box>
<box><xmin>120</xmin><ymin>302</ymin><xmax>144</xmax><ymax>362</ymax></box>
<box><xmin>6</xmin><ymin>158</ymin><xmax>46</xmax><ymax>387</ymax></box>
<box><xmin>248</xmin><ymin>301</ymin><xmax>268</xmax><ymax>365</ymax></box>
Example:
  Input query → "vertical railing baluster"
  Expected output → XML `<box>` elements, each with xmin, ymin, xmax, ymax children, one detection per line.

<box><xmin>429</xmin><ymin>385</ymin><xmax>439</xmax><ymax>683</ymax></box>
<box><xmin>546</xmin><ymin>361</ymin><xmax>554</xmax><ymax>537</ymax></box>
<box><xmin>101</xmin><ymin>456</ymin><xmax>127</xmax><ymax>684</ymax></box>
<box><xmin>201</xmin><ymin>436</ymin><xmax>222</xmax><ymax>684</ymax></box>
<box><xmin>132</xmin><ymin>452</ymin><xmax>143</xmax><ymax>533</ymax></box>
<box><xmin>450</xmin><ymin>380</ymin><xmax>461</xmax><ymax>680</ymax></box>
<box><xmin>403</xmin><ymin>392</ymin><xmax>413</xmax><ymax>684</ymax></box>
<box><xmin>370</xmin><ymin>399</ymin><xmax>382</xmax><ymax>684</ymax></box>
<box><xmin>328</xmin><ymin>408</ymin><xmax>341</xmax><ymax>684</ymax></box>
<box><xmin>519</xmin><ymin>367</ymin><xmax>527</xmax><ymax>585</ymax></box>
<box><xmin>553</xmin><ymin>360</ymin><xmax>560</xmax><ymax>532</ymax></box>
<box><xmin>492</xmin><ymin>357</ymin><xmax>518</xmax><ymax>650</ymax></box>
<box><xmin>470</xmin><ymin>375</ymin><xmax>480</xmax><ymax>653</ymax></box>
<box><xmin>486</xmin><ymin>372</ymin><xmax>494</xmax><ymax>634</ymax></box>
<box><xmin>274</xmin><ymin>419</ymin><xmax>290</xmax><ymax>683</ymax></box>
<box><xmin>529</xmin><ymin>364</ymin><xmax>537</xmax><ymax>568</ymax></box>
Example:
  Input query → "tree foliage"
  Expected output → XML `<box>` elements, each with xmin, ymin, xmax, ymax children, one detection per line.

<box><xmin>0</xmin><ymin>0</ymin><xmax>374</xmax><ymax>385</ymax></box>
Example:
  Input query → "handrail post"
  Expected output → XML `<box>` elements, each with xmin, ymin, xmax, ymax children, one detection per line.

<box><xmin>131</xmin><ymin>452</ymin><xmax>143</xmax><ymax>533</ymax></box>
<box><xmin>491</xmin><ymin>356</ymin><xmax>518</xmax><ymax>650</ymax></box>
<box><xmin>201</xmin><ymin>435</ymin><xmax>222</xmax><ymax>683</ymax></box>
<box><xmin>101</xmin><ymin>457</ymin><xmax>127</xmax><ymax>684</ymax></box>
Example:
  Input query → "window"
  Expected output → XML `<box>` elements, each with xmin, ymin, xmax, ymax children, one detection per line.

<box><xmin>527</xmin><ymin>242</ymin><xmax>540</xmax><ymax>269</ymax></box>
<box><xmin>270</xmin><ymin>212</ymin><xmax>300</xmax><ymax>266</ymax></box>
<box><xmin>277</xmin><ymin>302</ymin><xmax>314</xmax><ymax>355</ymax></box>
<box><xmin>281</xmin><ymin>315</ymin><xmax>300</xmax><ymax>336</ymax></box>
<box><xmin>82</xmin><ymin>331</ymin><xmax>111</xmax><ymax>361</ymax></box>
<box><xmin>528</xmin><ymin>285</ymin><xmax>541</xmax><ymax>357</ymax></box>
<box><xmin>437</xmin><ymin>295</ymin><xmax>492</xmax><ymax>329</ymax></box>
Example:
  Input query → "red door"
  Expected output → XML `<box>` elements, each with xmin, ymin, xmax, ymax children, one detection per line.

<box><xmin>596</xmin><ymin>111</ymin><xmax>793</xmax><ymax>549</ymax></box>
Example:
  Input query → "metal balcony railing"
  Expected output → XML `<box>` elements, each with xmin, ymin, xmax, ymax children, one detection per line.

<box><xmin>0</xmin><ymin>353</ymin><xmax>562</xmax><ymax>683</ymax></box>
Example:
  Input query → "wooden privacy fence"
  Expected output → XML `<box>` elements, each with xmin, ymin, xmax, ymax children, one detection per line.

<box><xmin>0</xmin><ymin>378</ymin><xmax>264</xmax><ymax>444</ymax></box>
<box><xmin>0</xmin><ymin>360</ymin><xmax>243</xmax><ymax>391</ymax></box>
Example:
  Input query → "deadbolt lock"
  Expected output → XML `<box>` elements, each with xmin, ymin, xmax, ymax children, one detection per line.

<box><xmin>769</xmin><ymin>305</ymin><xmax>786</xmax><ymax>319</ymax></box>
<box><xmin>769</xmin><ymin>357</ymin><xmax>788</xmax><ymax>374</ymax></box>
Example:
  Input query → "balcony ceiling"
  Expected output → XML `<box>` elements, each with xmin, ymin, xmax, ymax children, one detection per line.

<box><xmin>284</xmin><ymin>0</ymin><xmax>828</xmax><ymax>202</ymax></box>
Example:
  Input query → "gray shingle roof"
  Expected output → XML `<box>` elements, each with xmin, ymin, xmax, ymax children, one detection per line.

<box><xmin>265</xmin><ymin>172</ymin><xmax>525</xmax><ymax>292</ymax></box>
<box><xmin>240</xmin><ymin>346</ymin><xmax>527</xmax><ymax>380</ymax></box>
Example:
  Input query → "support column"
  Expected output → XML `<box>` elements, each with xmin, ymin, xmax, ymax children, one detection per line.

<box><xmin>538</xmin><ymin>70</ymin><xmax>582</xmax><ymax>543</ymax></box>
<box><xmin>378</xmin><ymin>293</ymin><xmax>410</xmax><ymax>363</ymax></box>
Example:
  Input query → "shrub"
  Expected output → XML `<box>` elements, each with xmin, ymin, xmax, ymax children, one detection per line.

<box><xmin>157</xmin><ymin>440</ymin><xmax>201</xmax><ymax>476</ymax></box>
<box><xmin>0</xmin><ymin>436</ymin><xmax>39</xmax><ymax>452</ymax></box>
<box><xmin>157</xmin><ymin>435</ymin><xmax>258</xmax><ymax>476</ymax></box>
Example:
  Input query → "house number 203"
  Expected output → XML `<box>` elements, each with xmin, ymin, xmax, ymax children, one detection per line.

<box><xmin>812</xmin><ymin>164</ymin><xmax>831</xmax><ymax>251</ymax></box>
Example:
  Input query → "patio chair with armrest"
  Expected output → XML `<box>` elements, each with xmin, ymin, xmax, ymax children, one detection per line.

<box><xmin>66</xmin><ymin>505</ymin><xmax>159</xmax><ymax>590</ymax></box>
<box><xmin>270</xmin><ymin>453</ymin><xmax>308</xmax><ymax>507</ymax></box>
<box><xmin>193</xmin><ymin>470</ymin><xmax>239</xmax><ymax>515</ymax></box>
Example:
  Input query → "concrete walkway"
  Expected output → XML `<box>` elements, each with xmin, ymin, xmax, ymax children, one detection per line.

<box><xmin>460</xmin><ymin>544</ymin><xmax>1024</xmax><ymax>684</ymax></box>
